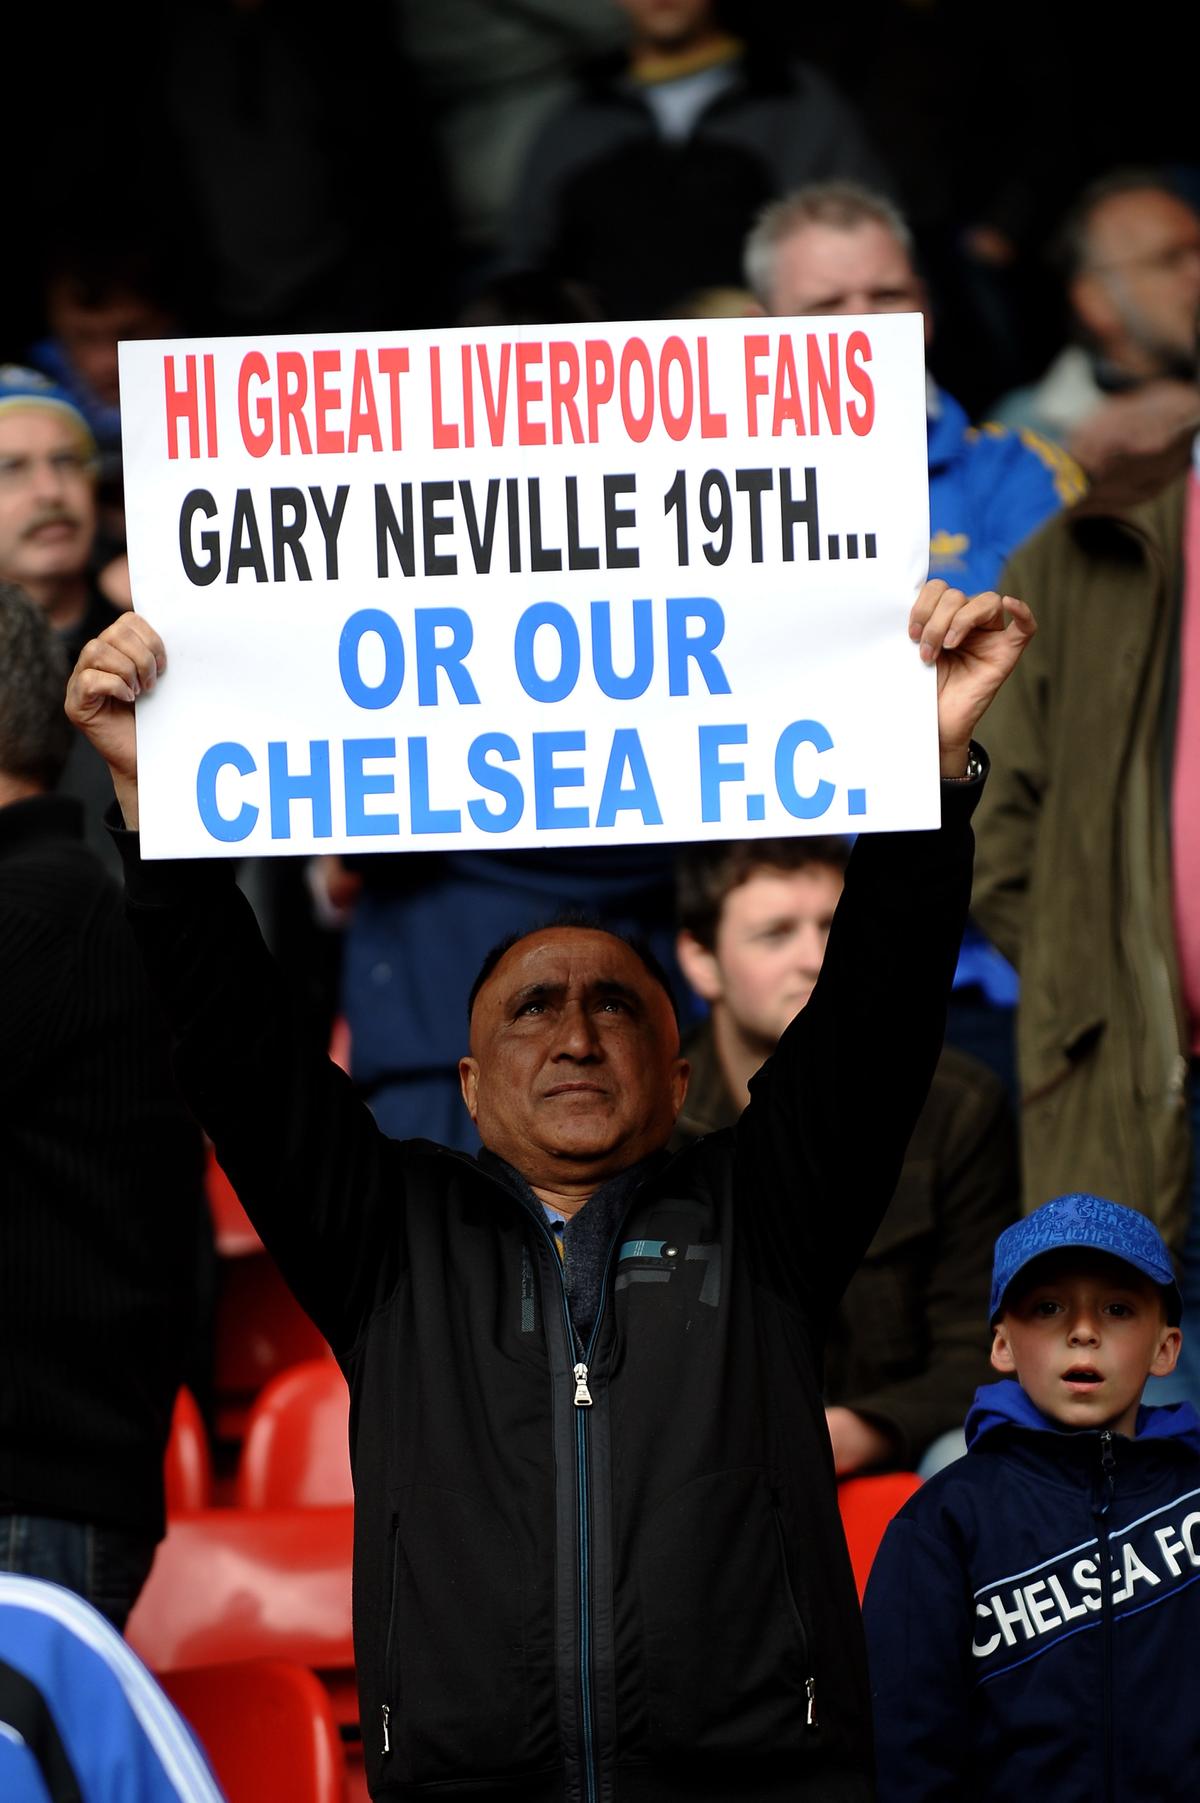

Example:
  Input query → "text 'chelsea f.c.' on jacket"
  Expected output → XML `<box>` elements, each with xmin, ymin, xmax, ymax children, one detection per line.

<box><xmin>863</xmin><ymin>1377</ymin><xmax>1200</xmax><ymax>1802</ymax></box>
<box><xmin>115</xmin><ymin>779</ymin><xmax>978</xmax><ymax>1803</ymax></box>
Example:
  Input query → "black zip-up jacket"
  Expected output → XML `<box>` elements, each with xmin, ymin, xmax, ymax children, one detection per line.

<box><xmin>116</xmin><ymin>772</ymin><xmax>979</xmax><ymax>1802</ymax></box>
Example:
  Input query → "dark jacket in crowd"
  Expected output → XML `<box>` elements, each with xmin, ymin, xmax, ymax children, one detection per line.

<box><xmin>863</xmin><ymin>1377</ymin><xmax>1200</xmax><ymax>1801</ymax></box>
<box><xmin>508</xmin><ymin>45</ymin><xmax>884</xmax><ymax>319</ymax></box>
<box><xmin>972</xmin><ymin>466</ymin><xmax>1191</xmax><ymax>1237</ymax></box>
<box><xmin>116</xmin><ymin>774</ymin><xmax>980</xmax><ymax>1803</ymax></box>
<box><xmin>0</xmin><ymin>796</ymin><xmax>206</xmax><ymax>1539</ymax></box>
<box><xmin>672</xmin><ymin>1031</ymin><xmax>1017</xmax><ymax>1465</ymax></box>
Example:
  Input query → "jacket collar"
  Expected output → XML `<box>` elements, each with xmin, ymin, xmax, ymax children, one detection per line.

<box><xmin>966</xmin><ymin>1376</ymin><xmax>1200</xmax><ymax>1458</ymax></box>
<box><xmin>0</xmin><ymin>793</ymin><xmax>85</xmax><ymax>860</ymax></box>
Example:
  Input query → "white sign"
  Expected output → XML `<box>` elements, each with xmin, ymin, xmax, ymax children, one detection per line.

<box><xmin>119</xmin><ymin>316</ymin><xmax>935</xmax><ymax>858</ymax></box>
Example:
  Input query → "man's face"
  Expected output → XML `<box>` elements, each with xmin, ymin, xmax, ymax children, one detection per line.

<box><xmin>47</xmin><ymin>279</ymin><xmax>173</xmax><ymax>411</ymax></box>
<box><xmin>459</xmin><ymin>927</ymin><xmax>688</xmax><ymax>1184</ymax></box>
<box><xmin>991</xmin><ymin>1249</ymin><xmax>1181</xmax><ymax>1436</ymax></box>
<box><xmin>0</xmin><ymin>409</ymin><xmax>97</xmax><ymax>592</ymax></box>
<box><xmin>1077</xmin><ymin>190</ymin><xmax>1200</xmax><ymax>373</ymax></box>
<box><xmin>686</xmin><ymin>864</ymin><xmax>845</xmax><ymax>1053</ymax></box>
<box><xmin>619</xmin><ymin>0</ymin><xmax>717</xmax><ymax>49</ymax></box>
<box><xmin>763</xmin><ymin>221</ymin><xmax>929</xmax><ymax>340</ymax></box>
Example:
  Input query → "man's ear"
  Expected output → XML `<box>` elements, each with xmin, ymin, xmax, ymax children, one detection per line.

<box><xmin>990</xmin><ymin>1324</ymin><xmax>1016</xmax><ymax>1375</ymax></box>
<box><xmin>675</xmin><ymin>929</ymin><xmax>724</xmax><ymax>1005</ymax></box>
<box><xmin>458</xmin><ymin>1056</ymin><xmax>479</xmax><ymax>1120</ymax></box>
<box><xmin>670</xmin><ymin>1056</ymin><xmax>691</xmax><ymax>1117</ymax></box>
<box><xmin>1151</xmin><ymin>1323</ymin><xmax>1184</xmax><ymax>1379</ymax></box>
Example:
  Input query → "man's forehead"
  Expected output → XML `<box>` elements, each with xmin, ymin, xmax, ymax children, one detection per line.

<box><xmin>773</xmin><ymin>221</ymin><xmax>914</xmax><ymax>300</ymax></box>
<box><xmin>0</xmin><ymin>408</ymin><xmax>90</xmax><ymax>452</ymax></box>
<box><xmin>487</xmin><ymin>926</ymin><xmax>650</xmax><ymax>992</ymax></box>
<box><xmin>1089</xmin><ymin>189</ymin><xmax>1200</xmax><ymax>255</ymax></box>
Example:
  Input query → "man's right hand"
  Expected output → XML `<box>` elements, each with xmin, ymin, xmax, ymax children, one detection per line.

<box><xmin>64</xmin><ymin>613</ymin><xmax>165</xmax><ymax>829</ymax></box>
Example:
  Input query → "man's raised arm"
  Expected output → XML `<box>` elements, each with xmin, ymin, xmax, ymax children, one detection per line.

<box><xmin>65</xmin><ymin>614</ymin><xmax>401</xmax><ymax>1357</ymax></box>
<box><xmin>732</xmin><ymin>581</ymin><xmax>1036</xmax><ymax>1323</ymax></box>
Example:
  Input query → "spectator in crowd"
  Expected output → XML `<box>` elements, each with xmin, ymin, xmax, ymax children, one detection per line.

<box><xmin>863</xmin><ymin>1193</ymin><xmax>1198</xmax><ymax>1801</ymax></box>
<box><xmin>0</xmin><ymin>588</ymin><xmax>208</xmax><ymax>1631</ymax></box>
<box><xmin>507</xmin><ymin>0</ymin><xmax>884</xmax><ymax>320</ymax></box>
<box><xmin>993</xmin><ymin>172</ymin><xmax>1200</xmax><ymax>477</ymax></box>
<box><xmin>0</xmin><ymin>367</ymin><xmax>124</xmax><ymax>870</ymax></box>
<box><xmin>0</xmin><ymin>1574</ymin><xmax>224</xmax><ymax>1802</ymax></box>
<box><xmin>971</xmin><ymin>408</ymin><xmax>1200</xmax><ymax>1399</ymax></box>
<box><xmin>744</xmin><ymin>179</ymin><xmax>1079</xmax><ymax>1093</ymax></box>
<box><xmin>65</xmin><ymin>580</ymin><xmax>1033</xmax><ymax>1801</ymax></box>
<box><xmin>26</xmin><ymin>236</ymin><xmax>180</xmax><ymax>608</ymax></box>
<box><xmin>673</xmin><ymin>834</ymin><xmax>1017</xmax><ymax>1476</ymax></box>
<box><xmin>744</xmin><ymin>181</ymin><xmax>1084</xmax><ymax>596</ymax></box>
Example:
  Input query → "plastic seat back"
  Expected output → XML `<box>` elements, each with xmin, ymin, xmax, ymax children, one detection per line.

<box><xmin>126</xmin><ymin>1505</ymin><xmax>354</xmax><ymax>1676</ymax></box>
<box><xmin>164</xmin><ymin>1387</ymin><xmax>214</xmax><ymax>1515</ymax></box>
<box><xmin>236</xmin><ymin>1360</ymin><xmax>352</xmax><ymax>1510</ymax></box>
<box><xmin>837</xmin><ymin>1472</ymin><xmax>922</xmax><ymax>1600</ymax></box>
<box><xmin>162</xmin><ymin>1659</ymin><xmax>344</xmax><ymax>1803</ymax></box>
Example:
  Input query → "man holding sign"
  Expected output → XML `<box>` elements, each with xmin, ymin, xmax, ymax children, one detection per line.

<box><xmin>66</xmin><ymin>574</ymin><xmax>1031</xmax><ymax>1802</ymax></box>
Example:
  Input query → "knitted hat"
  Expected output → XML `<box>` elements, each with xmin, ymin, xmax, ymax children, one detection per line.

<box><xmin>0</xmin><ymin>365</ymin><xmax>97</xmax><ymax>458</ymax></box>
<box><xmin>989</xmin><ymin>1193</ymin><xmax>1181</xmax><ymax>1324</ymax></box>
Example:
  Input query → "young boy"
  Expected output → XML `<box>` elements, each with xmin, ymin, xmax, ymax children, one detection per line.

<box><xmin>863</xmin><ymin>1192</ymin><xmax>1200</xmax><ymax>1801</ymax></box>
<box><xmin>673</xmin><ymin>836</ymin><xmax>1017</xmax><ymax>1474</ymax></box>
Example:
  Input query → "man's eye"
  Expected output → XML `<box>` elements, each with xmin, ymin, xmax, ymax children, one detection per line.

<box><xmin>599</xmin><ymin>997</ymin><xmax>628</xmax><ymax>1013</ymax></box>
<box><xmin>515</xmin><ymin>1000</ymin><xmax>545</xmax><ymax>1017</ymax></box>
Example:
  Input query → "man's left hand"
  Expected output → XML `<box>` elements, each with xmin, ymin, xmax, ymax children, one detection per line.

<box><xmin>908</xmin><ymin>581</ymin><xmax>1036</xmax><ymax>777</ymax></box>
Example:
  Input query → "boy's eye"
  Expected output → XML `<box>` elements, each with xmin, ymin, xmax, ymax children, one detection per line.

<box><xmin>1104</xmin><ymin>1301</ymin><xmax>1134</xmax><ymax>1318</ymax></box>
<box><xmin>1032</xmin><ymin>1299</ymin><xmax>1063</xmax><ymax>1317</ymax></box>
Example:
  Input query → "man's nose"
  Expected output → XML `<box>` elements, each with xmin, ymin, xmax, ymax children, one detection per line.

<box><xmin>552</xmin><ymin>1001</ymin><xmax>602</xmax><ymax>1059</ymax></box>
<box><xmin>30</xmin><ymin>456</ymin><xmax>69</xmax><ymax>503</ymax></box>
<box><xmin>795</xmin><ymin>927</ymin><xmax>826</xmax><ymax>979</ymax></box>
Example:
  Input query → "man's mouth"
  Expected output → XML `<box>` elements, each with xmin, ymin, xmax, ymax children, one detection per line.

<box><xmin>542</xmin><ymin>1082</ymin><xmax>607</xmax><ymax>1098</ymax></box>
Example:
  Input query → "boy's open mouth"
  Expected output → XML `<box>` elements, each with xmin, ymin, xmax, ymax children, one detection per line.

<box><xmin>1063</xmin><ymin>1367</ymin><xmax>1102</xmax><ymax>1384</ymax></box>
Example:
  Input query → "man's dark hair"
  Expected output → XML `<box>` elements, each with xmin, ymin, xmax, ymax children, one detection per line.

<box><xmin>468</xmin><ymin>912</ymin><xmax>679</xmax><ymax>1023</ymax></box>
<box><xmin>1054</xmin><ymin>167</ymin><xmax>1198</xmax><ymax>285</ymax></box>
<box><xmin>676</xmin><ymin>837</ymin><xmax>851</xmax><ymax>950</ymax></box>
<box><xmin>0</xmin><ymin>585</ymin><xmax>73</xmax><ymax>791</ymax></box>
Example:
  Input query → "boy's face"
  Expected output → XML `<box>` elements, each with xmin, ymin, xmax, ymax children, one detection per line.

<box><xmin>991</xmin><ymin>1249</ymin><xmax>1181</xmax><ymax>1436</ymax></box>
<box><xmin>679</xmin><ymin>863</ymin><xmax>845</xmax><ymax>1052</ymax></box>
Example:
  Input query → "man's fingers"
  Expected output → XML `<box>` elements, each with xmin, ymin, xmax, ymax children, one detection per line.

<box><xmin>75</xmin><ymin>614</ymin><xmax>166</xmax><ymax>692</ymax></box>
<box><xmin>916</xmin><ymin>588</ymin><xmax>999</xmax><ymax>661</ymax></box>
<box><xmin>907</xmin><ymin>578</ymin><xmax>950</xmax><ymax>640</ymax></box>
<box><xmin>67</xmin><ymin>666</ymin><xmax>140</xmax><ymax>717</ymax></box>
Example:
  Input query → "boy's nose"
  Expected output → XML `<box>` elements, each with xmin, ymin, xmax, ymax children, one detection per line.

<box><xmin>1067</xmin><ymin>1311</ymin><xmax>1101</xmax><ymax>1345</ymax></box>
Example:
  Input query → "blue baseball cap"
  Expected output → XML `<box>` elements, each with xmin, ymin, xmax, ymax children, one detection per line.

<box><xmin>0</xmin><ymin>365</ymin><xmax>97</xmax><ymax>458</ymax></box>
<box><xmin>989</xmin><ymin>1193</ymin><xmax>1181</xmax><ymax>1325</ymax></box>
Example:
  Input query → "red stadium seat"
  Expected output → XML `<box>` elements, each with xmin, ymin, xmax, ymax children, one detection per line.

<box><xmin>213</xmin><ymin>1251</ymin><xmax>333</xmax><ymax>1444</ymax></box>
<box><xmin>237</xmin><ymin>1359</ymin><xmax>353</xmax><ymax>1510</ymax></box>
<box><xmin>204</xmin><ymin>1141</ymin><xmax>262</xmax><ymax>1257</ymax></box>
<box><xmin>837</xmin><ymin>1472</ymin><xmax>922</xmax><ymax>1601</ymax></box>
<box><xmin>163</xmin><ymin>1387</ymin><xmax>214</xmax><ymax>1515</ymax></box>
<box><xmin>126</xmin><ymin>1505</ymin><xmax>354</xmax><ymax>1683</ymax></box>
<box><xmin>161</xmin><ymin>1660</ymin><xmax>344</xmax><ymax>1803</ymax></box>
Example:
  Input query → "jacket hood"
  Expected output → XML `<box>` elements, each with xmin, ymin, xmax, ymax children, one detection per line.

<box><xmin>965</xmin><ymin>1377</ymin><xmax>1200</xmax><ymax>1455</ymax></box>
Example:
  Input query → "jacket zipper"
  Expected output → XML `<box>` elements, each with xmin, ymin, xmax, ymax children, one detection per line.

<box><xmin>533</xmin><ymin>1207</ymin><xmax>627</xmax><ymax>1803</ymax></box>
<box><xmin>1092</xmin><ymin>1430</ymin><xmax>1117</xmax><ymax>1803</ymax></box>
